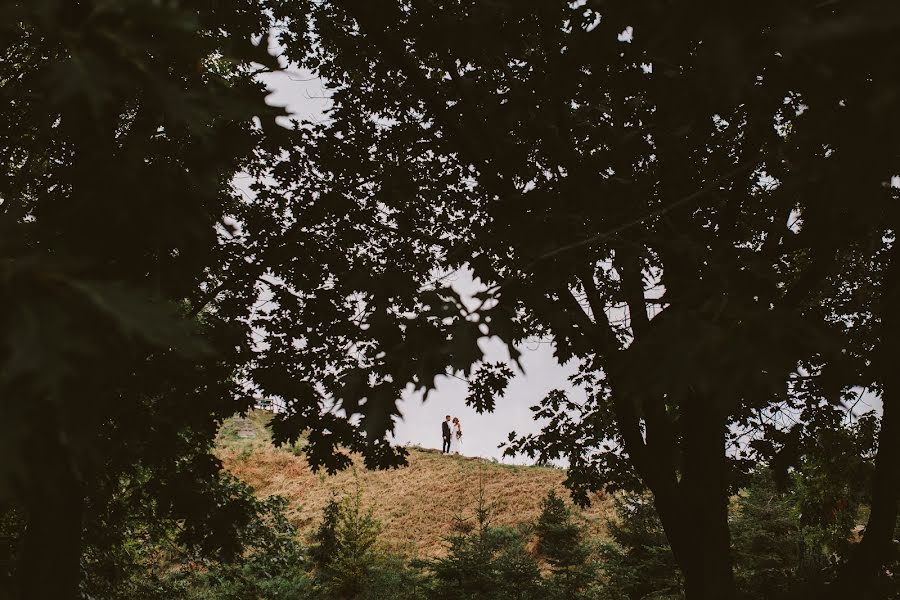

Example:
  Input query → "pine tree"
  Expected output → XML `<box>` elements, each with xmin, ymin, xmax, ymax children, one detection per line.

<box><xmin>730</xmin><ymin>470</ymin><xmax>802</xmax><ymax>600</ymax></box>
<box><xmin>597</xmin><ymin>494</ymin><xmax>682</xmax><ymax>600</ymax></box>
<box><xmin>315</xmin><ymin>486</ymin><xmax>382</xmax><ymax>598</ymax></box>
<box><xmin>309</xmin><ymin>495</ymin><xmax>342</xmax><ymax>570</ymax></box>
<box><xmin>535</xmin><ymin>490</ymin><xmax>598</xmax><ymax>598</ymax></box>
<box><xmin>429</xmin><ymin>481</ymin><xmax>541</xmax><ymax>599</ymax></box>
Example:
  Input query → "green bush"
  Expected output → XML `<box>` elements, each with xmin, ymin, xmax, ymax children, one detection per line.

<box><xmin>77</xmin><ymin>477</ymin><xmax>308</xmax><ymax>600</ymax></box>
<box><xmin>363</xmin><ymin>554</ymin><xmax>431</xmax><ymax>600</ymax></box>
<box><xmin>188</xmin><ymin>494</ymin><xmax>309</xmax><ymax>600</ymax></box>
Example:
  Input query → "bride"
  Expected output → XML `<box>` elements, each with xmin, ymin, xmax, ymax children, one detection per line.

<box><xmin>450</xmin><ymin>417</ymin><xmax>463</xmax><ymax>454</ymax></box>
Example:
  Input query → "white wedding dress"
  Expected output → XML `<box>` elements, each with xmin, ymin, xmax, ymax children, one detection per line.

<box><xmin>450</xmin><ymin>423</ymin><xmax>463</xmax><ymax>454</ymax></box>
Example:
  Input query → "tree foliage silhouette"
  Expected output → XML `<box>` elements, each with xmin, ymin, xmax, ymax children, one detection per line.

<box><xmin>3</xmin><ymin>1</ymin><xmax>900</xmax><ymax>599</ymax></box>
<box><xmin>263</xmin><ymin>2</ymin><xmax>900</xmax><ymax>598</ymax></box>
<box><xmin>0</xmin><ymin>1</ymin><xmax>287</xmax><ymax>598</ymax></box>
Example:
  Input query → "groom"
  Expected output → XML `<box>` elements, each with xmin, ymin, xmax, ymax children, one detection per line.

<box><xmin>441</xmin><ymin>415</ymin><xmax>452</xmax><ymax>453</ymax></box>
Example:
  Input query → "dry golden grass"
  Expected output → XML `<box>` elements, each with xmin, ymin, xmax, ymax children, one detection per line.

<box><xmin>216</xmin><ymin>410</ymin><xmax>613</xmax><ymax>558</ymax></box>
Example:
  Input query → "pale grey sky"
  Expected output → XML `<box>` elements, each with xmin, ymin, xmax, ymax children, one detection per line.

<box><xmin>390</xmin><ymin>269</ymin><xmax>580</xmax><ymax>461</ymax></box>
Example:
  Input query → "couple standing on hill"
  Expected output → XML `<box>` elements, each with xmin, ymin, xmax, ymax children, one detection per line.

<box><xmin>441</xmin><ymin>415</ymin><xmax>463</xmax><ymax>454</ymax></box>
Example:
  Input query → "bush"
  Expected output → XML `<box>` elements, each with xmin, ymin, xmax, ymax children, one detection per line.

<box><xmin>188</xmin><ymin>494</ymin><xmax>309</xmax><ymax>600</ymax></box>
<box><xmin>363</xmin><ymin>554</ymin><xmax>431</xmax><ymax>600</ymax></box>
<box><xmin>78</xmin><ymin>477</ymin><xmax>308</xmax><ymax>600</ymax></box>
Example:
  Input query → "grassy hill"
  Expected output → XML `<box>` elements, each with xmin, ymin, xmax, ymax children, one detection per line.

<box><xmin>216</xmin><ymin>410</ymin><xmax>613</xmax><ymax>558</ymax></box>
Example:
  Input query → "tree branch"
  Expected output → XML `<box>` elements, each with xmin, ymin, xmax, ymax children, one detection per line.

<box><xmin>615</xmin><ymin>249</ymin><xmax>651</xmax><ymax>335</ymax></box>
<box><xmin>343</xmin><ymin>2</ymin><xmax>520</xmax><ymax>205</ymax></box>
<box><xmin>577</xmin><ymin>266</ymin><xmax>608</xmax><ymax>331</ymax></box>
<box><xmin>529</xmin><ymin>160</ymin><xmax>757</xmax><ymax>267</ymax></box>
<box><xmin>367</xmin><ymin>218</ymin><xmax>452</xmax><ymax>250</ymax></box>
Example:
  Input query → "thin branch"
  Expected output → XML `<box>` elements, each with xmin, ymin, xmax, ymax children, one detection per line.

<box><xmin>558</xmin><ymin>286</ymin><xmax>598</xmax><ymax>337</ymax></box>
<box><xmin>528</xmin><ymin>160</ymin><xmax>757</xmax><ymax>267</ymax></box>
<box><xmin>578</xmin><ymin>266</ymin><xmax>608</xmax><ymax>329</ymax></box>
<box><xmin>615</xmin><ymin>250</ymin><xmax>651</xmax><ymax>335</ymax></box>
<box><xmin>367</xmin><ymin>218</ymin><xmax>452</xmax><ymax>249</ymax></box>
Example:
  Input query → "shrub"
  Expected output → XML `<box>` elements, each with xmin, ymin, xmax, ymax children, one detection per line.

<box><xmin>189</xmin><ymin>494</ymin><xmax>309</xmax><ymax>600</ymax></box>
<box><xmin>77</xmin><ymin>476</ymin><xmax>308</xmax><ymax>600</ymax></box>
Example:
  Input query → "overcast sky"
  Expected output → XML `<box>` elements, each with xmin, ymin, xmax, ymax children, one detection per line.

<box><xmin>253</xmin><ymin>67</ymin><xmax>576</xmax><ymax>462</ymax></box>
<box><xmin>389</xmin><ymin>269</ymin><xmax>581</xmax><ymax>462</ymax></box>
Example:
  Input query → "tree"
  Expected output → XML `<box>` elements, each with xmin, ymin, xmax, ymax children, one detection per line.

<box><xmin>598</xmin><ymin>494</ymin><xmax>681</xmax><ymax>600</ymax></box>
<box><xmin>260</xmin><ymin>2</ymin><xmax>900</xmax><ymax>598</ymax></box>
<box><xmin>535</xmin><ymin>490</ymin><xmax>598</xmax><ymax>598</ymax></box>
<box><xmin>325</xmin><ymin>489</ymin><xmax>381</xmax><ymax>597</ymax></box>
<box><xmin>306</xmin><ymin>482</ymin><xmax>430</xmax><ymax>599</ymax></box>
<box><xmin>730</xmin><ymin>471</ymin><xmax>803</xmax><ymax>600</ymax></box>
<box><xmin>14</xmin><ymin>2</ymin><xmax>891</xmax><ymax>597</ymax></box>
<box><xmin>0</xmin><ymin>1</ymin><xmax>289</xmax><ymax>597</ymax></box>
<box><xmin>428</xmin><ymin>486</ymin><xmax>542</xmax><ymax>600</ymax></box>
<box><xmin>309</xmin><ymin>495</ymin><xmax>343</xmax><ymax>571</ymax></box>
<box><xmin>312</xmin><ymin>485</ymin><xmax>382</xmax><ymax>598</ymax></box>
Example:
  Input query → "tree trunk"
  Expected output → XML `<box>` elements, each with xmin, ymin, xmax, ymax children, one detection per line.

<box><xmin>677</xmin><ymin>395</ymin><xmax>736</xmax><ymax>600</ymax></box>
<box><xmin>17</xmin><ymin>476</ymin><xmax>84</xmax><ymax>600</ymax></box>
<box><xmin>612</xmin><ymin>386</ymin><xmax>736</xmax><ymax>598</ymax></box>
<box><xmin>840</xmin><ymin>386</ymin><xmax>899</xmax><ymax>587</ymax></box>
<box><xmin>830</xmin><ymin>245</ymin><xmax>900</xmax><ymax>599</ymax></box>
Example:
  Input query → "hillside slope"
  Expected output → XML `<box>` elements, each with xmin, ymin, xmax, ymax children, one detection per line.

<box><xmin>217</xmin><ymin>411</ymin><xmax>612</xmax><ymax>558</ymax></box>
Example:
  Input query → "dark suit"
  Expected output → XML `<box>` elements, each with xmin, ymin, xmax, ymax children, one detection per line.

<box><xmin>441</xmin><ymin>420</ymin><xmax>452</xmax><ymax>453</ymax></box>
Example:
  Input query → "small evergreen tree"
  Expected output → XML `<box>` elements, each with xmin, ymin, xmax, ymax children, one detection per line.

<box><xmin>429</xmin><ymin>482</ymin><xmax>542</xmax><ymax>599</ymax></box>
<box><xmin>535</xmin><ymin>490</ymin><xmax>599</xmax><ymax>598</ymax></box>
<box><xmin>315</xmin><ymin>486</ymin><xmax>382</xmax><ymax>598</ymax></box>
<box><xmin>309</xmin><ymin>494</ymin><xmax>342</xmax><ymax>570</ymax></box>
<box><xmin>307</xmin><ymin>481</ymin><xmax>429</xmax><ymax>600</ymax></box>
<box><xmin>730</xmin><ymin>470</ymin><xmax>803</xmax><ymax>599</ymax></box>
<box><xmin>597</xmin><ymin>494</ymin><xmax>682</xmax><ymax>600</ymax></box>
